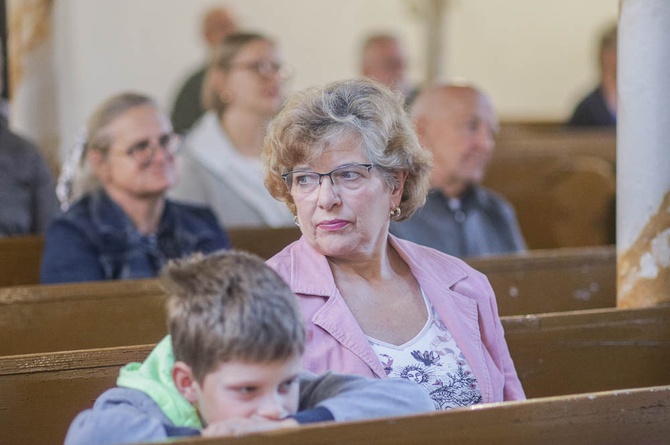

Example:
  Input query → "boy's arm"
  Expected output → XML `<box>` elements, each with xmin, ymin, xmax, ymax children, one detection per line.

<box><xmin>295</xmin><ymin>372</ymin><xmax>434</xmax><ymax>423</ymax></box>
<box><xmin>64</xmin><ymin>388</ymin><xmax>193</xmax><ymax>445</ymax></box>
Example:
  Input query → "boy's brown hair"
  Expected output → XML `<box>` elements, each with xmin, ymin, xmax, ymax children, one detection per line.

<box><xmin>160</xmin><ymin>250</ymin><xmax>305</xmax><ymax>383</ymax></box>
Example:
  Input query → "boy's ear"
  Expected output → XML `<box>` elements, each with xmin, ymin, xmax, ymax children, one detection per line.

<box><xmin>173</xmin><ymin>361</ymin><xmax>199</xmax><ymax>404</ymax></box>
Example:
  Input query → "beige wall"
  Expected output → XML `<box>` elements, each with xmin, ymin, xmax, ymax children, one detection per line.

<box><xmin>49</xmin><ymin>0</ymin><xmax>617</xmax><ymax>157</ymax></box>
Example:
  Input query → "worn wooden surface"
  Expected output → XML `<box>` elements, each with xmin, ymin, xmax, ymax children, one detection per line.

<box><xmin>495</xmin><ymin>127</ymin><xmax>616</xmax><ymax>165</ymax></box>
<box><xmin>0</xmin><ymin>279</ymin><xmax>167</xmax><ymax>356</ymax></box>
<box><xmin>0</xmin><ymin>344</ymin><xmax>154</xmax><ymax>445</ymax></box>
<box><xmin>2</xmin><ymin>306</ymin><xmax>670</xmax><ymax>445</ymax></box>
<box><xmin>0</xmin><ymin>228</ymin><xmax>301</xmax><ymax>288</ymax></box>
<box><xmin>169</xmin><ymin>385</ymin><xmax>670</xmax><ymax>445</ymax></box>
<box><xmin>468</xmin><ymin>245</ymin><xmax>616</xmax><ymax>316</ymax></box>
<box><xmin>1</xmin><ymin>246</ymin><xmax>617</xmax><ymax>356</ymax></box>
<box><xmin>504</xmin><ymin>305</ymin><xmax>670</xmax><ymax>398</ymax></box>
<box><xmin>483</xmin><ymin>154</ymin><xmax>616</xmax><ymax>249</ymax></box>
<box><xmin>0</xmin><ymin>234</ymin><xmax>44</xmax><ymax>286</ymax></box>
<box><xmin>227</xmin><ymin>226</ymin><xmax>301</xmax><ymax>259</ymax></box>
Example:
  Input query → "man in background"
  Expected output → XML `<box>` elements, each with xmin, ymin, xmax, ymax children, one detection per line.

<box><xmin>391</xmin><ymin>84</ymin><xmax>526</xmax><ymax>258</ymax></box>
<box><xmin>170</xmin><ymin>6</ymin><xmax>238</xmax><ymax>133</ymax></box>
<box><xmin>0</xmin><ymin>50</ymin><xmax>59</xmax><ymax>237</ymax></box>
<box><xmin>567</xmin><ymin>22</ymin><xmax>617</xmax><ymax>127</ymax></box>
<box><xmin>360</xmin><ymin>33</ymin><xmax>417</xmax><ymax>105</ymax></box>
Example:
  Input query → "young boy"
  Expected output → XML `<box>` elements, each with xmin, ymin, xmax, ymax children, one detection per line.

<box><xmin>64</xmin><ymin>250</ymin><xmax>433</xmax><ymax>444</ymax></box>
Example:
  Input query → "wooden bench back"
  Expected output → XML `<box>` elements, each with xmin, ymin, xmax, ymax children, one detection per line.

<box><xmin>468</xmin><ymin>245</ymin><xmax>616</xmax><ymax>316</ymax></box>
<box><xmin>0</xmin><ymin>246</ymin><xmax>617</xmax><ymax>356</ymax></box>
<box><xmin>2</xmin><ymin>306</ymin><xmax>669</xmax><ymax>444</ymax></box>
<box><xmin>504</xmin><ymin>305</ymin><xmax>670</xmax><ymax>398</ymax></box>
<box><xmin>0</xmin><ymin>279</ymin><xmax>167</xmax><ymax>356</ymax></box>
<box><xmin>0</xmin><ymin>227</ymin><xmax>301</xmax><ymax>287</ymax></box>
<box><xmin>0</xmin><ymin>234</ymin><xmax>44</xmax><ymax>286</ymax></box>
<box><xmin>483</xmin><ymin>154</ymin><xmax>616</xmax><ymax>249</ymax></box>
<box><xmin>167</xmin><ymin>385</ymin><xmax>670</xmax><ymax>445</ymax></box>
<box><xmin>495</xmin><ymin>127</ymin><xmax>616</xmax><ymax>165</ymax></box>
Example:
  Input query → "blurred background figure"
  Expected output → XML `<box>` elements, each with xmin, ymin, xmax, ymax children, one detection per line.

<box><xmin>391</xmin><ymin>84</ymin><xmax>526</xmax><ymax>258</ymax></box>
<box><xmin>170</xmin><ymin>5</ymin><xmax>239</xmax><ymax>134</ymax></box>
<box><xmin>41</xmin><ymin>92</ymin><xmax>229</xmax><ymax>284</ymax></box>
<box><xmin>169</xmin><ymin>32</ymin><xmax>295</xmax><ymax>229</ymax></box>
<box><xmin>0</xmin><ymin>51</ymin><xmax>59</xmax><ymax>238</ymax></box>
<box><xmin>567</xmin><ymin>22</ymin><xmax>617</xmax><ymax>127</ymax></box>
<box><xmin>360</xmin><ymin>33</ymin><xmax>417</xmax><ymax>104</ymax></box>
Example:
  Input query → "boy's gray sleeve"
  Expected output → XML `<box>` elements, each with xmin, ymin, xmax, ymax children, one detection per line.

<box><xmin>63</xmin><ymin>389</ymin><xmax>175</xmax><ymax>445</ymax></box>
<box><xmin>297</xmin><ymin>372</ymin><xmax>434</xmax><ymax>421</ymax></box>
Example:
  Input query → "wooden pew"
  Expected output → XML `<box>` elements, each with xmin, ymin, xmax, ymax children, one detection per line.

<box><xmin>504</xmin><ymin>305</ymin><xmax>670</xmax><ymax>398</ymax></box>
<box><xmin>484</xmin><ymin>128</ymin><xmax>616</xmax><ymax>250</ymax></box>
<box><xmin>0</xmin><ymin>234</ymin><xmax>44</xmax><ymax>286</ymax></box>
<box><xmin>468</xmin><ymin>245</ymin><xmax>616</xmax><ymax>316</ymax></box>
<box><xmin>0</xmin><ymin>344</ymin><xmax>153</xmax><ymax>445</ymax></box>
<box><xmin>227</xmin><ymin>226</ymin><xmax>301</xmax><ymax>259</ymax></box>
<box><xmin>483</xmin><ymin>154</ymin><xmax>616</xmax><ymax>249</ymax></box>
<box><xmin>495</xmin><ymin>127</ymin><xmax>616</xmax><ymax>165</ymax></box>
<box><xmin>169</xmin><ymin>386</ymin><xmax>670</xmax><ymax>445</ymax></box>
<box><xmin>0</xmin><ymin>245</ymin><xmax>616</xmax><ymax>356</ymax></box>
<box><xmin>0</xmin><ymin>227</ymin><xmax>301</xmax><ymax>287</ymax></box>
<box><xmin>2</xmin><ymin>305</ymin><xmax>669</xmax><ymax>444</ymax></box>
<box><xmin>0</xmin><ymin>279</ymin><xmax>167</xmax><ymax>356</ymax></box>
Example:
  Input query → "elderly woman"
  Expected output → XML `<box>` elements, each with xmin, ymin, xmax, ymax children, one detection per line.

<box><xmin>169</xmin><ymin>32</ymin><xmax>294</xmax><ymax>228</ymax></box>
<box><xmin>40</xmin><ymin>93</ymin><xmax>229</xmax><ymax>284</ymax></box>
<box><xmin>264</xmin><ymin>79</ymin><xmax>525</xmax><ymax>409</ymax></box>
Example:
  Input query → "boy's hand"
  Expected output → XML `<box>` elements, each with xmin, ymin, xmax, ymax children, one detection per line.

<box><xmin>201</xmin><ymin>417</ymin><xmax>299</xmax><ymax>437</ymax></box>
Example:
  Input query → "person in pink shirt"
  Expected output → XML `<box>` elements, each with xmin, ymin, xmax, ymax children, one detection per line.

<box><xmin>263</xmin><ymin>78</ymin><xmax>525</xmax><ymax>410</ymax></box>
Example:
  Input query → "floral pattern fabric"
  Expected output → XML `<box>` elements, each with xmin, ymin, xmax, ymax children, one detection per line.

<box><xmin>368</xmin><ymin>295</ymin><xmax>483</xmax><ymax>410</ymax></box>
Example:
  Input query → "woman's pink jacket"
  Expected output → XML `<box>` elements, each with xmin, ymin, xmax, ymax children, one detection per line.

<box><xmin>267</xmin><ymin>234</ymin><xmax>526</xmax><ymax>403</ymax></box>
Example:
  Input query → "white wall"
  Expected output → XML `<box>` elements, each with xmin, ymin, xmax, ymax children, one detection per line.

<box><xmin>51</xmin><ymin>0</ymin><xmax>617</xmax><ymax>157</ymax></box>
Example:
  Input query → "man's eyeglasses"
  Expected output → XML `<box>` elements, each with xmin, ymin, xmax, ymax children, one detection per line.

<box><xmin>229</xmin><ymin>60</ymin><xmax>293</xmax><ymax>80</ymax></box>
<box><xmin>282</xmin><ymin>163</ymin><xmax>375</xmax><ymax>197</ymax></box>
<box><xmin>122</xmin><ymin>132</ymin><xmax>181</xmax><ymax>166</ymax></box>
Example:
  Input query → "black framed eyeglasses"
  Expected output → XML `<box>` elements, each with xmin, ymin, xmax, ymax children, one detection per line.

<box><xmin>122</xmin><ymin>132</ymin><xmax>181</xmax><ymax>166</ymax></box>
<box><xmin>282</xmin><ymin>163</ymin><xmax>375</xmax><ymax>197</ymax></box>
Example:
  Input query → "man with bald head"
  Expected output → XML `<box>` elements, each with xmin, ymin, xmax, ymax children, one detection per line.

<box><xmin>170</xmin><ymin>6</ymin><xmax>238</xmax><ymax>133</ymax></box>
<box><xmin>390</xmin><ymin>84</ymin><xmax>526</xmax><ymax>258</ymax></box>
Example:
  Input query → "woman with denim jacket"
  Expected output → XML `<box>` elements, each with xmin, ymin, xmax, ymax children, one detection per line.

<box><xmin>40</xmin><ymin>93</ymin><xmax>229</xmax><ymax>284</ymax></box>
<box><xmin>263</xmin><ymin>79</ymin><xmax>525</xmax><ymax>410</ymax></box>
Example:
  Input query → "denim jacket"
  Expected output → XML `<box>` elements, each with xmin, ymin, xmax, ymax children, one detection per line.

<box><xmin>40</xmin><ymin>189</ymin><xmax>230</xmax><ymax>283</ymax></box>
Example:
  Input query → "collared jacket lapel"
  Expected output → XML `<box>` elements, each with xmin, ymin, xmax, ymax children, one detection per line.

<box><xmin>267</xmin><ymin>234</ymin><xmax>525</xmax><ymax>403</ymax></box>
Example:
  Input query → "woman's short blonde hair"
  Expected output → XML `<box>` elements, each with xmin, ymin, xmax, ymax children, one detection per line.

<box><xmin>263</xmin><ymin>78</ymin><xmax>432</xmax><ymax>220</ymax></box>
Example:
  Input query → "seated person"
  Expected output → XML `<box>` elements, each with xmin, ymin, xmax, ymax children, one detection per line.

<box><xmin>567</xmin><ymin>22</ymin><xmax>617</xmax><ymax>127</ymax></box>
<box><xmin>64</xmin><ymin>250</ymin><xmax>434</xmax><ymax>444</ymax></box>
<box><xmin>40</xmin><ymin>92</ymin><xmax>229</xmax><ymax>284</ymax></box>
<box><xmin>263</xmin><ymin>79</ymin><xmax>525</xmax><ymax>408</ymax></box>
<box><xmin>360</xmin><ymin>33</ymin><xmax>419</xmax><ymax>106</ymax></box>
<box><xmin>169</xmin><ymin>32</ymin><xmax>295</xmax><ymax>228</ymax></box>
<box><xmin>170</xmin><ymin>6</ymin><xmax>239</xmax><ymax>133</ymax></box>
<box><xmin>0</xmin><ymin>118</ymin><xmax>59</xmax><ymax>236</ymax></box>
<box><xmin>390</xmin><ymin>83</ymin><xmax>526</xmax><ymax>258</ymax></box>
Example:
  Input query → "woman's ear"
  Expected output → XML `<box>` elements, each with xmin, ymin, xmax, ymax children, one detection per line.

<box><xmin>202</xmin><ymin>68</ymin><xmax>233</xmax><ymax>109</ymax></box>
<box><xmin>173</xmin><ymin>361</ymin><xmax>199</xmax><ymax>404</ymax></box>
<box><xmin>391</xmin><ymin>170</ymin><xmax>408</xmax><ymax>202</ymax></box>
<box><xmin>87</xmin><ymin>149</ymin><xmax>110</xmax><ymax>184</ymax></box>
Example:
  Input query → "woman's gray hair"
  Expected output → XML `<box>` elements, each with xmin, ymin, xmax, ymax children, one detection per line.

<box><xmin>57</xmin><ymin>92</ymin><xmax>157</xmax><ymax>209</ymax></box>
<box><xmin>263</xmin><ymin>78</ymin><xmax>432</xmax><ymax>220</ymax></box>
